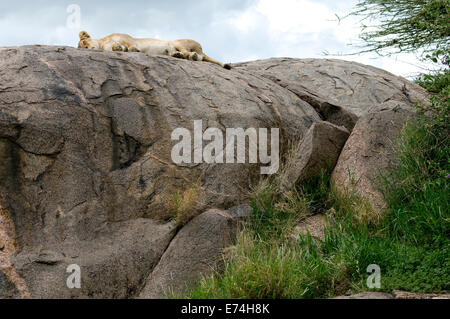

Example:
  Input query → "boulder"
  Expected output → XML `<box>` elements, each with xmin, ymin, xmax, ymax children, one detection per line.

<box><xmin>12</xmin><ymin>218</ymin><xmax>176</xmax><ymax>298</ymax></box>
<box><xmin>331</xmin><ymin>102</ymin><xmax>417</xmax><ymax>212</ymax></box>
<box><xmin>281</xmin><ymin>121</ymin><xmax>349</xmax><ymax>192</ymax></box>
<box><xmin>0</xmin><ymin>45</ymin><xmax>427</xmax><ymax>298</ymax></box>
<box><xmin>0</xmin><ymin>46</ymin><xmax>321</xmax><ymax>298</ymax></box>
<box><xmin>138</xmin><ymin>209</ymin><xmax>237</xmax><ymax>298</ymax></box>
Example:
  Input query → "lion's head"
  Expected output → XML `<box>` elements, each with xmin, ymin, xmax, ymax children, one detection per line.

<box><xmin>77</xmin><ymin>31</ymin><xmax>99</xmax><ymax>49</ymax></box>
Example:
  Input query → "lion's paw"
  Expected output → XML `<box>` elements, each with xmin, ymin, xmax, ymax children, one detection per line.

<box><xmin>172</xmin><ymin>52</ymin><xmax>185</xmax><ymax>59</ymax></box>
<box><xmin>190</xmin><ymin>52</ymin><xmax>199</xmax><ymax>61</ymax></box>
<box><xmin>112</xmin><ymin>43</ymin><xmax>123</xmax><ymax>51</ymax></box>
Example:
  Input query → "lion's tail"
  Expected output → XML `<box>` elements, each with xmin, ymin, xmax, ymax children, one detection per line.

<box><xmin>202</xmin><ymin>54</ymin><xmax>232</xmax><ymax>70</ymax></box>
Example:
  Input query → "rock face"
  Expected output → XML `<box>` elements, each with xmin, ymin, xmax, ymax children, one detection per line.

<box><xmin>138</xmin><ymin>209</ymin><xmax>237</xmax><ymax>298</ymax></box>
<box><xmin>281</xmin><ymin>121</ymin><xmax>349</xmax><ymax>191</ymax></box>
<box><xmin>331</xmin><ymin>102</ymin><xmax>417</xmax><ymax>212</ymax></box>
<box><xmin>234</xmin><ymin>58</ymin><xmax>427</xmax><ymax>130</ymax></box>
<box><xmin>0</xmin><ymin>45</ymin><xmax>427</xmax><ymax>298</ymax></box>
<box><xmin>0</xmin><ymin>45</ymin><xmax>321</xmax><ymax>298</ymax></box>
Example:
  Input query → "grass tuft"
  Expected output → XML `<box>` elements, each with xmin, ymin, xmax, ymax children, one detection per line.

<box><xmin>165</xmin><ymin>181</ymin><xmax>204</xmax><ymax>227</ymax></box>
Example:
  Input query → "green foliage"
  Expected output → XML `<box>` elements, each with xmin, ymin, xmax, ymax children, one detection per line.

<box><xmin>248</xmin><ymin>170</ymin><xmax>331</xmax><ymax>241</ymax></box>
<box><xmin>349</xmin><ymin>0</ymin><xmax>450</xmax><ymax>62</ymax></box>
<box><xmin>184</xmin><ymin>174</ymin><xmax>448</xmax><ymax>298</ymax></box>
<box><xmin>415</xmin><ymin>69</ymin><xmax>449</xmax><ymax>136</ymax></box>
<box><xmin>381</xmin><ymin>122</ymin><xmax>449</xmax><ymax>244</ymax></box>
<box><xmin>416</xmin><ymin>69</ymin><xmax>450</xmax><ymax>93</ymax></box>
<box><xmin>185</xmin><ymin>233</ymin><xmax>346</xmax><ymax>299</ymax></box>
<box><xmin>297</xmin><ymin>172</ymin><xmax>331</xmax><ymax>215</ymax></box>
<box><xmin>248</xmin><ymin>179</ymin><xmax>307</xmax><ymax>241</ymax></box>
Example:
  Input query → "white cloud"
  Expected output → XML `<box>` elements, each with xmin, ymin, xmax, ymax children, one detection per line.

<box><xmin>256</xmin><ymin>0</ymin><xmax>334</xmax><ymax>34</ymax></box>
<box><xmin>0</xmin><ymin>0</ymin><xmax>438</xmax><ymax>78</ymax></box>
<box><xmin>222</xmin><ymin>0</ymin><xmax>435</xmax><ymax>78</ymax></box>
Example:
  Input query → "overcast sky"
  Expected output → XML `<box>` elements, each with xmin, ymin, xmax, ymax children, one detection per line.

<box><xmin>0</xmin><ymin>0</ymin><xmax>434</xmax><ymax>78</ymax></box>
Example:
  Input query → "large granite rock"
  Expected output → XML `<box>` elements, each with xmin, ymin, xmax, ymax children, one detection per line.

<box><xmin>0</xmin><ymin>45</ymin><xmax>319</xmax><ymax>298</ymax></box>
<box><xmin>138</xmin><ymin>209</ymin><xmax>238</xmax><ymax>298</ymax></box>
<box><xmin>281</xmin><ymin>121</ymin><xmax>350</xmax><ymax>191</ymax></box>
<box><xmin>331</xmin><ymin>101</ymin><xmax>417</xmax><ymax>212</ymax></box>
<box><xmin>0</xmin><ymin>45</ymin><xmax>427</xmax><ymax>298</ymax></box>
<box><xmin>234</xmin><ymin>58</ymin><xmax>428</xmax><ymax>130</ymax></box>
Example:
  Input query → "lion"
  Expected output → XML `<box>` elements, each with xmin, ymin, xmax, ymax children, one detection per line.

<box><xmin>78</xmin><ymin>31</ymin><xmax>231</xmax><ymax>69</ymax></box>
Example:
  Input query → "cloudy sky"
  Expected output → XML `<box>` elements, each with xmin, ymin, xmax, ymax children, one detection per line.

<box><xmin>0</xmin><ymin>0</ymin><xmax>434</xmax><ymax>78</ymax></box>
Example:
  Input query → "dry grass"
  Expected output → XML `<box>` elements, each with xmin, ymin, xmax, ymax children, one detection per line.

<box><xmin>329</xmin><ymin>185</ymin><xmax>382</xmax><ymax>226</ymax></box>
<box><xmin>164</xmin><ymin>181</ymin><xmax>205</xmax><ymax>227</ymax></box>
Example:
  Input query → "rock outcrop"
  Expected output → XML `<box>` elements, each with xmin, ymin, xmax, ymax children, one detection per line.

<box><xmin>0</xmin><ymin>45</ymin><xmax>428</xmax><ymax>298</ymax></box>
<box><xmin>234</xmin><ymin>58</ymin><xmax>427</xmax><ymax>130</ymax></box>
<box><xmin>281</xmin><ymin>121</ymin><xmax>350</xmax><ymax>191</ymax></box>
<box><xmin>331</xmin><ymin>101</ymin><xmax>417</xmax><ymax>211</ymax></box>
<box><xmin>138</xmin><ymin>209</ymin><xmax>237</xmax><ymax>298</ymax></box>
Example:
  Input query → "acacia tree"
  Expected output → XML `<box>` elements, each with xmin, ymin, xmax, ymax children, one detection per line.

<box><xmin>348</xmin><ymin>0</ymin><xmax>450</xmax><ymax>64</ymax></box>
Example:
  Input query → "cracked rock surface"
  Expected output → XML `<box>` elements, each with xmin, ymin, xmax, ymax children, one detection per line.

<box><xmin>234</xmin><ymin>58</ymin><xmax>428</xmax><ymax>130</ymax></box>
<box><xmin>0</xmin><ymin>46</ymin><xmax>427</xmax><ymax>298</ymax></box>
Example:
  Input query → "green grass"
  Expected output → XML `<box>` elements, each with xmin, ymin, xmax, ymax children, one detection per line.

<box><xmin>184</xmin><ymin>178</ymin><xmax>448</xmax><ymax>298</ymax></box>
<box><xmin>180</xmin><ymin>72</ymin><xmax>450</xmax><ymax>299</ymax></box>
<box><xmin>186</xmin><ymin>232</ymin><xmax>351</xmax><ymax>299</ymax></box>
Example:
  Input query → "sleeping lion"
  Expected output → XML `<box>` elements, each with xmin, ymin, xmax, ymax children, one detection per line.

<box><xmin>78</xmin><ymin>31</ymin><xmax>231</xmax><ymax>69</ymax></box>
